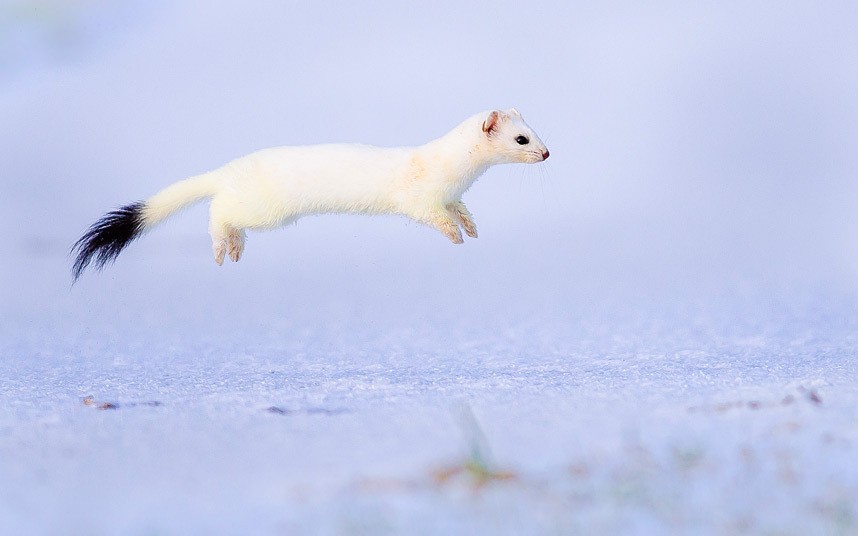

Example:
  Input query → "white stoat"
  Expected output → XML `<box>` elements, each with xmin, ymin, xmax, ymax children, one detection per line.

<box><xmin>71</xmin><ymin>108</ymin><xmax>549</xmax><ymax>280</ymax></box>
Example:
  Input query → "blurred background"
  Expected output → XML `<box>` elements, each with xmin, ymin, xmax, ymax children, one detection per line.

<box><xmin>2</xmin><ymin>0</ymin><xmax>857</xmax><ymax>313</ymax></box>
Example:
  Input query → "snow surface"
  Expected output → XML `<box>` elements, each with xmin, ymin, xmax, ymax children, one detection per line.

<box><xmin>3</xmin><ymin>260</ymin><xmax>858</xmax><ymax>535</ymax></box>
<box><xmin>2</xmin><ymin>1</ymin><xmax>858</xmax><ymax>534</ymax></box>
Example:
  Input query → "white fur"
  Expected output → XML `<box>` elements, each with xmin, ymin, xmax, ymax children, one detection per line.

<box><xmin>139</xmin><ymin>109</ymin><xmax>549</xmax><ymax>265</ymax></box>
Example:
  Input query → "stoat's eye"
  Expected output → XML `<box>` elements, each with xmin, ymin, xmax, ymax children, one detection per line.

<box><xmin>515</xmin><ymin>135</ymin><xmax>529</xmax><ymax>145</ymax></box>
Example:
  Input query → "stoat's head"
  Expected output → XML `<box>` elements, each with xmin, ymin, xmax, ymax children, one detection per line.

<box><xmin>481</xmin><ymin>108</ymin><xmax>549</xmax><ymax>164</ymax></box>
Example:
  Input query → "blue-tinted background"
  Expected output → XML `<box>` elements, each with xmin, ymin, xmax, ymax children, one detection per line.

<box><xmin>2</xmin><ymin>2</ymin><xmax>857</xmax><ymax>534</ymax></box>
<box><xmin>3</xmin><ymin>1</ymin><xmax>856</xmax><ymax>294</ymax></box>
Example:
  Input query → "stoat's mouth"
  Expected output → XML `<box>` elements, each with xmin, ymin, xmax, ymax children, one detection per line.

<box><xmin>525</xmin><ymin>151</ymin><xmax>546</xmax><ymax>163</ymax></box>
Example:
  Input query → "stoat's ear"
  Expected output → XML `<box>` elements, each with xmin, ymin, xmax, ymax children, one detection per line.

<box><xmin>508</xmin><ymin>107</ymin><xmax>521</xmax><ymax>117</ymax></box>
<box><xmin>482</xmin><ymin>110</ymin><xmax>501</xmax><ymax>134</ymax></box>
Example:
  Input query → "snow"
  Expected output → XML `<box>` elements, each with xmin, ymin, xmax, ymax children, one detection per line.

<box><xmin>2</xmin><ymin>1</ymin><xmax>858</xmax><ymax>534</ymax></box>
<box><xmin>3</xmin><ymin>255</ymin><xmax>857</xmax><ymax>534</ymax></box>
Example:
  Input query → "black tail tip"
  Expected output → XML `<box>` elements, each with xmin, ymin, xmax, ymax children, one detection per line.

<box><xmin>71</xmin><ymin>202</ymin><xmax>145</xmax><ymax>282</ymax></box>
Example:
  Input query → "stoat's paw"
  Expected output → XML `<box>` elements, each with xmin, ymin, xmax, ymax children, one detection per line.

<box><xmin>439</xmin><ymin>219</ymin><xmax>463</xmax><ymax>244</ymax></box>
<box><xmin>228</xmin><ymin>245</ymin><xmax>242</xmax><ymax>262</ymax></box>
<box><xmin>448</xmin><ymin>228</ymin><xmax>464</xmax><ymax>244</ymax></box>
<box><xmin>448</xmin><ymin>202</ymin><xmax>477</xmax><ymax>239</ymax></box>
<box><xmin>227</xmin><ymin>228</ymin><xmax>245</xmax><ymax>262</ymax></box>
<box><xmin>213</xmin><ymin>245</ymin><xmax>225</xmax><ymax>266</ymax></box>
<box><xmin>421</xmin><ymin>210</ymin><xmax>464</xmax><ymax>245</ymax></box>
<box><xmin>461</xmin><ymin>218</ymin><xmax>477</xmax><ymax>239</ymax></box>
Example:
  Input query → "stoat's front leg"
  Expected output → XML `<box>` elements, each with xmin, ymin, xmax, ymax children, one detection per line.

<box><xmin>420</xmin><ymin>209</ymin><xmax>463</xmax><ymax>244</ymax></box>
<box><xmin>447</xmin><ymin>201</ymin><xmax>477</xmax><ymax>239</ymax></box>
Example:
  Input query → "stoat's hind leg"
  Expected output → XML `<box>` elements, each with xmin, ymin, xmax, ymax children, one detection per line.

<box><xmin>209</xmin><ymin>202</ymin><xmax>229</xmax><ymax>266</ymax></box>
<box><xmin>209</xmin><ymin>224</ymin><xmax>245</xmax><ymax>265</ymax></box>
<box><xmin>209</xmin><ymin>198</ymin><xmax>246</xmax><ymax>265</ymax></box>
<box><xmin>210</xmin><ymin>224</ymin><xmax>227</xmax><ymax>266</ymax></box>
<box><xmin>227</xmin><ymin>227</ymin><xmax>246</xmax><ymax>262</ymax></box>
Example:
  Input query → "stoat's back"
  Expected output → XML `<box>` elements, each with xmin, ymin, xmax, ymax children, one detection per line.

<box><xmin>225</xmin><ymin>144</ymin><xmax>414</xmax><ymax>216</ymax></box>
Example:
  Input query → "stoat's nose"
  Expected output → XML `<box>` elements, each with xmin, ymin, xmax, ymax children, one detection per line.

<box><xmin>542</xmin><ymin>150</ymin><xmax>550</xmax><ymax>160</ymax></box>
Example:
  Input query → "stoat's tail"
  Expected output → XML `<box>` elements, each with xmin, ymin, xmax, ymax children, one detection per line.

<box><xmin>71</xmin><ymin>172</ymin><xmax>219</xmax><ymax>281</ymax></box>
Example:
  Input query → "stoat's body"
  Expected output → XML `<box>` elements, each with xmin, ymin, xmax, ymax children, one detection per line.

<box><xmin>72</xmin><ymin>109</ymin><xmax>549</xmax><ymax>280</ymax></box>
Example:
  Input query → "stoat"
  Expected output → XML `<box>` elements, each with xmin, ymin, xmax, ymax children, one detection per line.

<box><xmin>71</xmin><ymin>108</ymin><xmax>549</xmax><ymax>280</ymax></box>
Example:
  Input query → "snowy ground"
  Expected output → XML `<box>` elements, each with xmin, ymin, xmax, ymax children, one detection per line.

<box><xmin>2</xmin><ymin>248</ymin><xmax>857</xmax><ymax>535</ymax></box>
<box><xmin>2</xmin><ymin>1</ymin><xmax>858</xmax><ymax>534</ymax></box>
